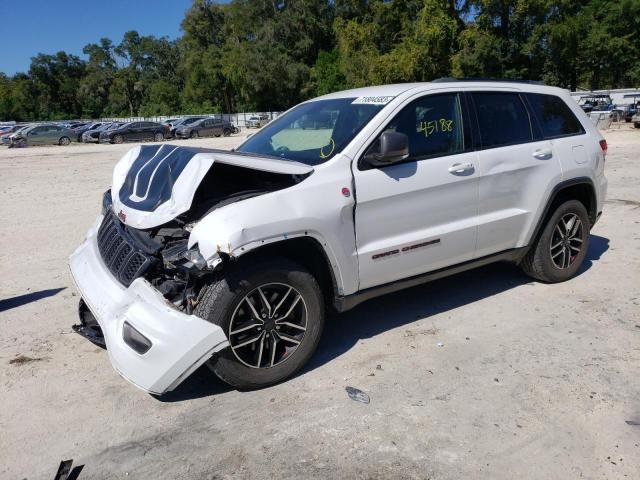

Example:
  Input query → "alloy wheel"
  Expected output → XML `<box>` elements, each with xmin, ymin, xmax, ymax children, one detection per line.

<box><xmin>228</xmin><ymin>283</ymin><xmax>307</xmax><ymax>369</ymax></box>
<box><xmin>550</xmin><ymin>213</ymin><xmax>584</xmax><ymax>269</ymax></box>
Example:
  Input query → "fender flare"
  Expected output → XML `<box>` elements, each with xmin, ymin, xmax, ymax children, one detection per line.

<box><xmin>527</xmin><ymin>176</ymin><xmax>597</xmax><ymax>251</ymax></box>
<box><xmin>218</xmin><ymin>231</ymin><xmax>345</xmax><ymax>298</ymax></box>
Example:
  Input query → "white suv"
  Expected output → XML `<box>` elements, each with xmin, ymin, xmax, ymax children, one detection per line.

<box><xmin>70</xmin><ymin>80</ymin><xmax>608</xmax><ymax>394</ymax></box>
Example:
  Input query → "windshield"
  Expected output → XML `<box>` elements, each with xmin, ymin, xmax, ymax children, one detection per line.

<box><xmin>237</xmin><ymin>98</ymin><xmax>386</xmax><ymax>165</ymax></box>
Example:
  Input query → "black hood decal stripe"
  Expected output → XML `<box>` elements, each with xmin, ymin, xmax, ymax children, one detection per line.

<box><xmin>119</xmin><ymin>145</ymin><xmax>207</xmax><ymax>212</ymax></box>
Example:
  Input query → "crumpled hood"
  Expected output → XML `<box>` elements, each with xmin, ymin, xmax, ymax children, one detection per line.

<box><xmin>111</xmin><ymin>144</ymin><xmax>313</xmax><ymax>229</ymax></box>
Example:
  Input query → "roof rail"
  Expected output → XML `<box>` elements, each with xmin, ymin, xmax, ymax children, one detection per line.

<box><xmin>432</xmin><ymin>77</ymin><xmax>545</xmax><ymax>85</ymax></box>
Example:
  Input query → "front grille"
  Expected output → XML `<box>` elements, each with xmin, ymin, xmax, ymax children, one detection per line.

<box><xmin>97</xmin><ymin>211</ymin><xmax>155</xmax><ymax>286</ymax></box>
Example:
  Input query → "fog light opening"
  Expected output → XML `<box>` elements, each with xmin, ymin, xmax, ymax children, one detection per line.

<box><xmin>123</xmin><ymin>321</ymin><xmax>152</xmax><ymax>354</ymax></box>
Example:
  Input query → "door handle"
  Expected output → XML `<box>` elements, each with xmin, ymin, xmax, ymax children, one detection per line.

<box><xmin>448</xmin><ymin>163</ymin><xmax>475</xmax><ymax>174</ymax></box>
<box><xmin>533</xmin><ymin>148</ymin><xmax>553</xmax><ymax>160</ymax></box>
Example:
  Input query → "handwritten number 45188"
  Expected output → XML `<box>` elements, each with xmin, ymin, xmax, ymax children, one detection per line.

<box><xmin>418</xmin><ymin>119</ymin><xmax>453</xmax><ymax>138</ymax></box>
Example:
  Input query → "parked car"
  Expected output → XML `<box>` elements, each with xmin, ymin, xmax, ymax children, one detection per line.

<box><xmin>246</xmin><ymin>114</ymin><xmax>270</xmax><ymax>128</ymax></box>
<box><xmin>70</xmin><ymin>81</ymin><xmax>607</xmax><ymax>395</ymax></box>
<box><xmin>82</xmin><ymin>122</ymin><xmax>121</xmax><ymax>143</ymax></box>
<box><xmin>162</xmin><ymin>118</ymin><xmax>180</xmax><ymax>127</ymax></box>
<box><xmin>99</xmin><ymin>121</ymin><xmax>169</xmax><ymax>144</ymax></box>
<box><xmin>0</xmin><ymin>124</ymin><xmax>29</xmax><ymax>145</ymax></box>
<box><xmin>174</xmin><ymin>117</ymin><xmax>235</xmax><ymax>138</ymax></box>
<box><xmin>71</xmin><ymin>122</ymin><xmax>107</xmax><ymax>142</ymax></box>
<box><xmin>578</xmin><ymin>94</ymin><xmax>613</xmax><ymax>113</ymax></box>
<box><xmin>10</xmin><ymin>124</ymin><xmax>72</xmax><ymax>147</ymax></box>
<box><xmin>168</xmin><ymin>116</ymin><xmax>206</xmax><ymax>138</ymax></box>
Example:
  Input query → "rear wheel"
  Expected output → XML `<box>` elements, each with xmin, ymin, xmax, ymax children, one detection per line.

<box><xmin>58</xmin><ymin>136</ymin><xmax>71</xmax><ymax>146</ymax></box>
<box><xmin>223</xmin><ymin>128</ymin><xmax>231</xmax><ymax>137</ymax></box>
<box><xmin>196</xmin><ymin>258</ymin><xmax>325</xmax><ymax>389</ymax></box>
<box><xmin>154</xmin><ymin>132</ymin><xmax>164</xmax><ymax>142</ymax></box>
<box><xmin>113</xmin><ymin>134</ymin><xmax>124</xmax><ymax>144</ymax></box>
<box><xmin>522</xmin><ymin>199</ymin><xmax>590</xmax><ymax>282</ymax></box>
<box><xmin>190</xmin><ymin>130</ymin><xmax>199</xmax><ymax>139</ymax></box>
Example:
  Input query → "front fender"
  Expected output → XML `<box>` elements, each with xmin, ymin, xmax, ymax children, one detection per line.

<box><xmin>188</xmin><ymin>178</ymin><xmax>358</xmax><ymax>296</ymax></box>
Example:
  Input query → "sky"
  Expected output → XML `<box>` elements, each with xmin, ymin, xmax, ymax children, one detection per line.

<box><xmin>0</xmin><ymin>0</ymin><xmax>210</xmax><ymax>75</ymax></box>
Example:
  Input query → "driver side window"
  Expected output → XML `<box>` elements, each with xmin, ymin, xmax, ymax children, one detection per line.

<box><xmin>366</xmin><ymin>93</ymin><xmax>465</xmax><ymax>163</ymax></box>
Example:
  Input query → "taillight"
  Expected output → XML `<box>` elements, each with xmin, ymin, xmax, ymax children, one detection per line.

<box><xmin>599</xmin><ymin>139</ymin><xmax>608</xmax><ymax>158</ymax></box>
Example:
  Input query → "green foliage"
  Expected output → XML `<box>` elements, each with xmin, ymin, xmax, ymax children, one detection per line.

<box><xmin>0</xmin><ymin>0</ymin><xmax>638</xmax><ymax>121</ymax></box>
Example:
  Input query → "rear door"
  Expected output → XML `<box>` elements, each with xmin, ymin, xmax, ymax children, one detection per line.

<box><xmin>125</xmin><ymin>122</ymin><xmax>141</xmax><ymax>141</ymax></box>
<box><xmin>470</xmin><ymin>91</ymin><xmax>561</xmax><ymax>257</ymax></box>
<box><xmin>47</xmin><ymin>125</ymin><xmax>62</xmax><ymax>144</ymax></box>
<box><xmin>202</xmin><ymin>119</ymin><xmax>214</xmax><ymax>136</ymax></box>
<box><xmin>353</xmin><ymin>91</ymin><xmax>480</xmax><ymax>289</ymax></box>
<box><xmin>211</xmin><ymin>119</ymin><xmax>223</xmax><ymax>136</ymax></box>
<box><xmin>143</xmin><ymin>122</ymin><xmax>156</xmax><ymax>140</ymax></box>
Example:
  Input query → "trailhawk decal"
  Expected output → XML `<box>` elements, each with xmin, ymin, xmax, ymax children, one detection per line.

<box><xmin>371</xmin><ymin>238</ymin><xmax>441</xmax><ymax>260</ymax></box>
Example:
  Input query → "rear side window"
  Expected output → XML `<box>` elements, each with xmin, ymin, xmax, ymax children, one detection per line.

<box><xmin>526</xmin><ymin>93</ymin><xmax>584</xmax><ymax>138</ymax></box>
<box><xmin>472</xmin><ymin>92</ymin><xmax>532</xmax><ymax>148</ymax></box>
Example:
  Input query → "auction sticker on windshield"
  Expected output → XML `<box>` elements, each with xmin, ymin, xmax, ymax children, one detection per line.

<box><xmin>352</xmin><ymin>96</ymin><xmax>395</xmax><ymax>105</ymax></box>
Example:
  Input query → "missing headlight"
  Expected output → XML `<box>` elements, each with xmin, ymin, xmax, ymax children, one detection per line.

<box><xmin>162</xmin><ymin>240</ymin><xmax>208</xmax><ymax>271</ymax></box>
<box><xmin>101</xmin><ymin>189</ymin><xmax>112</xmax><ymax>215</ymax></box>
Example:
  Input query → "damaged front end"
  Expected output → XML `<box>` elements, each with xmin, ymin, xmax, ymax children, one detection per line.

<box><xmin>70</xmin><ymin>144</ymin><xmax>313</xmax><ymax>394</ymax></box>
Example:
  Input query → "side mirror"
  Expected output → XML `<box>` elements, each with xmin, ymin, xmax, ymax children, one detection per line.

<box><xmin>363</xmin><ymin>131</ymin><xmax>409</xmax><ymax>167</ymax></box>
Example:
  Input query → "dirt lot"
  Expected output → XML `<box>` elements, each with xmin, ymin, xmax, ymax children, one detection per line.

<box><xmin>1</xmin><ymin>127</ymin><xmax>639</xmax><ymax>480</ymax></box>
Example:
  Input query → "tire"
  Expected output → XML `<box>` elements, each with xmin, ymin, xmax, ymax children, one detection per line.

<box><xmin>634</xmin><ymin>122</ymin><xmax>640</xmax><ymax>129</ymax></box>
<box><xmin>521</xmin><ymin>199</ymin><xmax>590</xmax><ymax>283</ymax></box>
<box><xmin>58</xmin><ymin>136</ymin><xmax>71</xmax><ymax>146</ymax></box>
<box><xmin>196</xmin><ymin>257</ymin><xmax>325</xmax><ymax>389</ymax></box>
<box><xmin>223</xmin><ymin>128</ymin><xmax>231</xmax><ymax>137</ymax></box>
<box><xmin>113</xmin><ymin>134</ymin><xmax>124</xmax><ymax>144</ymax></box>
<box><xmin>190</xmin><ymin>130</ymin><xmax>198</xmax><ymax>139</ymax></box>
<box><xmin>154</xmin><ymin>132</ymin><xmax>164</xmax><ymax>142</ymax></box>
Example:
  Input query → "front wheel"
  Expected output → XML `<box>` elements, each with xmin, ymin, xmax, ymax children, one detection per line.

<box><xmin>113</xmin><ymin>134</ymin><xmax>124</xmax><ymax>144</ymax></box>
<box><xmin>59</xmin><ymin>136</ymin><xmax>71</xmax><ymax>146</ymax></box>
<box><xmin>521</xmin><ymin>199</ymin><xmax>590</xmax><ymax>282</ymax></box>
<box><xmin>223</xmin><ymin>128</ymin><xmax>231</xmax><ymax>137</ymax></box>
<box><xmin>195</xmin><ymin>258</ymin><xmax>325</xmax><ymax>389</ymax></box>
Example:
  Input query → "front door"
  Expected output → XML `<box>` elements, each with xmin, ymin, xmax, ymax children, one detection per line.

<box><xmin>353</xmin><ymin>92</ymin><xmax>480</xmax><ymax>290</ymax></box>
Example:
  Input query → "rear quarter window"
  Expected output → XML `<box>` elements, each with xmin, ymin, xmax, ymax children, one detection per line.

<box><xmin>525</xmin><ymin>93</ymin><xmax>585</xmax><ymax>139</ymax></box>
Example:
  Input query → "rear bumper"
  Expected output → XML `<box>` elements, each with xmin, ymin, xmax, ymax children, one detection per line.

<box><xmin>69</xmin><ymin>215</ymin><xmax>229</xmax><ymax>395</ymax></box>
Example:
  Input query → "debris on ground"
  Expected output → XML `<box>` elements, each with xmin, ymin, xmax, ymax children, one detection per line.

<box><xmin>405</xmin><ymin>327</ymin><xmax>439</xmax><ymax>337</ymax></box>
<box><xmin>345</xmin><ymin>386</ymin><xmax>370</xmax><ymax>404</ymax></box>
<box><xmin>8</xmin><ymin>355</ymin><xmax>46</xmax><ymax>366</ymax></box>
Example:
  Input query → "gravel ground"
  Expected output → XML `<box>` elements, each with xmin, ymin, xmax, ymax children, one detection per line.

<box><xmin>1</xmin><ymin>127</ymin><xmax>639</xmax><ymax>480</ymax></box>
